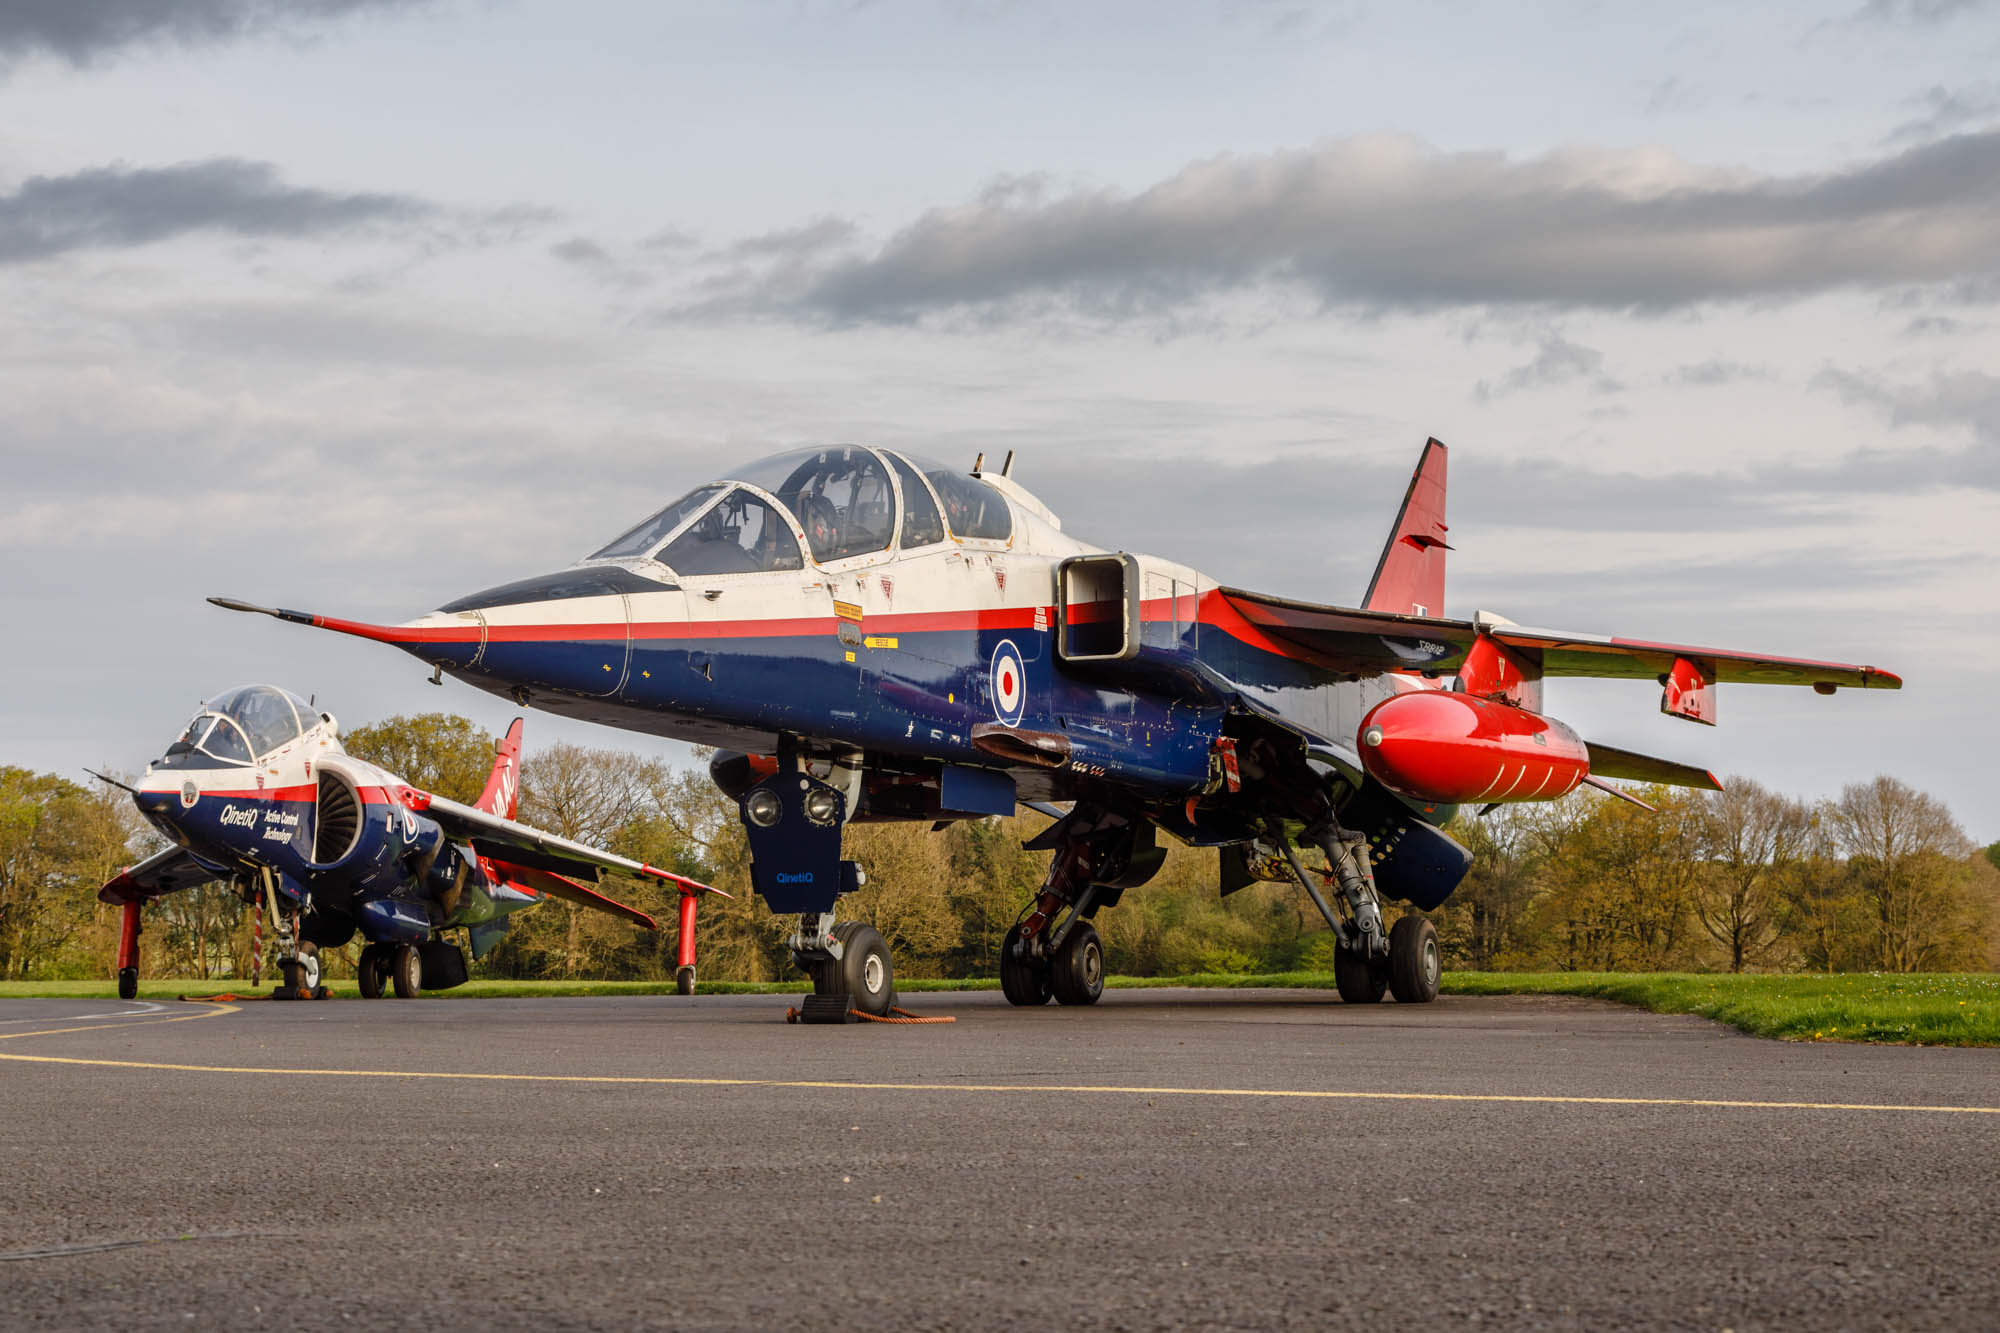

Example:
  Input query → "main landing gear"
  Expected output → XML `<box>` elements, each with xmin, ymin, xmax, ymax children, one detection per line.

<box><xmin>1000</xmin><ymin>804</ymin><xmax>1160</xmax><ymax>1008</ymax></box>
<box><xmin>1270</xmin><ymin>815</ymin><xmax>1440</xmax><ymax>1006</ymax></box>
<box><xmin>356</xmin><ymin>943</ymin><xmax>423</xmax><ymax>999</ymax></box>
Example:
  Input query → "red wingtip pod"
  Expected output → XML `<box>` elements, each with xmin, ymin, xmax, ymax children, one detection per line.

<box><xmin>1358</xmin><ymin>689</ymin><xmax>1590</xmax><ymax>805</ymax></box>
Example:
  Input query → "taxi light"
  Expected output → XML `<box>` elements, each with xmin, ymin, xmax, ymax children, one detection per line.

<box><xmin>745</xmin><ymin>788</ymin><xmax>782</xmax><ymax>828</ymax></box>
<box><xmin>802</xmin><ymin>788</ymin><xmax>840</xmax><ymax>827</ymax></box>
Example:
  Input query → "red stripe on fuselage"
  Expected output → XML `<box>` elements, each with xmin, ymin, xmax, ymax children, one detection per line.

<box><xmin>186</xmin><ymin>784</ymin><xmax>394</xmax><ymax>804</ymax></box>
<box><xmin>369</xmin><ymin>594</ymin><xmax>1323</xmax><ymax>665</ymax></box>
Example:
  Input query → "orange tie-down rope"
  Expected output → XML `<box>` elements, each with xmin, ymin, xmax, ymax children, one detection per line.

<box><xmin>785</xmin><ymin>1003</ymin><xmax>955</xmax><ymax>1024</ymax></box>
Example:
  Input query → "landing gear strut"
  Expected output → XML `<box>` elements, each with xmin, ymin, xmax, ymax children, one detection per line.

<box><xmin>257</xmin><ymin>868</ymin><xmax>327</xmax><ymax>1000</ymax></box>
<box><xmin>1001</xmin><ymin>804</ymin><xmax>1157</xmax><ymax>1008</ymax></box>
<box><xmin>737</xmin><ymin>738</ymin><xmax>892</xmax><ymax>1023</ymax></box>
<box><xmin>115</xmin><ymin>901</ymin><xmax>142</xmax><ymax>1000</ymax></box>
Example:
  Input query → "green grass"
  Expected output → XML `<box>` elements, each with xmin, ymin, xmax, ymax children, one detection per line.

<box><xmin>1438</xmin><ymin>971</ymin><xmax>2000</xmax><ymax>1046</ymax></box>
<box><xmin>4</xmin><ymin>971</ymin><xmax>1996</xmax><ymax>1045</ymax></box>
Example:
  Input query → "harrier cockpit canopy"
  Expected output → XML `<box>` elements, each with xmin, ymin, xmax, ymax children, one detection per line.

<box><xmin>155</xmin><ymin>684</ymin><xmax>318</xmax><ymax>770</ymax></box>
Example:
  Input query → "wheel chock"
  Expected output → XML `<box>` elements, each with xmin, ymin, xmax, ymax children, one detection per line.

<box><xmin>793</xmin><ymin>993</ymin><xmax>860</xmax><ymax>1024</ymax></box>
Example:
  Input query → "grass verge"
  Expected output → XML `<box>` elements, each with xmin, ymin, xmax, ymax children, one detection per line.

<box><xmin>3</xmin><ymin>971</ymin><xmax>1995</xmax><ymax>1045</ymax></box>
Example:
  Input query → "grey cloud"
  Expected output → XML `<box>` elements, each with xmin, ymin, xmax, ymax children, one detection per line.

<box><xmin>717</xmin><ymin>217</ymin><xmax>856</xmax><ymax>262</ymax></box>
<box><xmin>1663</xmin><ymin>358</ymin><xmax>1775</xmax><ymax>386</ymax></box>
<box><xmin>702</xmin><ymin>131</ymin><xmax>2000</xmax><ymax>325</ymax></box>
<box><xmin>550</xmin><ymin>237</ymin><xmax>613</xmax><ymax>266</ymax></box>
<box><xmin>1475</xmin><ymin>336</ymin><xmax>1623</xmax><ymax>400</ymax></box>
<box><xmin>1901</xmin><ymin>314</ymin><xmax>1977</xmax><ymax>336</ymax></box>
<box><xmin>0</xmin><ymin>159</ymin><xmax>428</xmax><ymax>263</ymax></box>
<box><xmin>1853</xmin><ymin>0</ymin><xmax>1990</xmax><ymax>23</ymax></box>
<box><xmin>1813</xmin><ymin>366</ymin><xmax>2000</xmax><ymax>450</ymax></box>
<box><xmin>1885</xmin><ymin>83</ymin><xmax>2000</xmax><ymax>144</ymax></box>
<box><xmin>0</xmin><ymin>0</ymin><xmax>433</xmax><ymax>64</ymax></box>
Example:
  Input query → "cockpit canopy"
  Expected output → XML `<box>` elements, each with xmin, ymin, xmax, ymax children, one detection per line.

<box><xmin>589</xmin><ymin>447</ymin><xmax>1014</xmax><ymax>574</ymax></box>
<box><xmin>156</xmin><ymin>685</ymin><xmax>320</xmax><ymax>769</ymax></box>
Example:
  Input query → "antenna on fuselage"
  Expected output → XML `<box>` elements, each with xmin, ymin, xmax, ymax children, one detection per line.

<box><xmin>1001</xmin><ymin>450</ymin><xmax>1015</xmax><ymax>477</ymax></box>
<box><xmin>972</xmin><ymin>451</ymin><xmax>985</xmax><ymax>475</ymax></box>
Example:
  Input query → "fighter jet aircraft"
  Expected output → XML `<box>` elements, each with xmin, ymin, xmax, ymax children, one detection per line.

<box><xmin>95</xmin><ymin>685</ymin><xmax>721</xmax><ymax>1000</ymax></box>
<box><xmin>215</xmin><ymin>440</ymin><xmax>1899</xmax><ymax>1019</ymax></box>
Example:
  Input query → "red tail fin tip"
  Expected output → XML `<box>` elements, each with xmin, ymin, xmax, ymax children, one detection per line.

<box><xmin>476</xmin><ymin>718</ymin><xmax>525</xmax><ymax>819</ymax></box>
<box><xmin>1364</xmin><ymin>438</ymin><xmax>1449</xmax><ymax>618</ymax></box>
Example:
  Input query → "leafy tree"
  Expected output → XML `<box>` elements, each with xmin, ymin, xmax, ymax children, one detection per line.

<box><xmin>1693</xmin><ymin>778</ymin><xmax>1812</xmax><ymax>972</ymax></box>
<box><xmin>1986</xmin><ymin>841</ymin><xmax>2000</xmax><ymax>874</ymax></box>
<box><xmin>341</xmin><ymin>713</ymin><xmax>496</xmax><ymax>803</ymax></box>
<box><xmin>1824</xmin><ymin>776</ymin><xmax>1984</xmax><ymax>972</ymax></box>
<box><xmin>0</xmin><ymin>769</ymin><xmax>140</xmax><ymax>979</ymax></box>
<box><xmin>1436</xmin><ymin>808</ymin><xmax>1538</xmax><ymax>969</ymax></box>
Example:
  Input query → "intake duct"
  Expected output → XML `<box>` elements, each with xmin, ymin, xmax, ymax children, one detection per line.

<box><xmin>313</xmin><ymin>770</ymin><xmax>362</xmax><ymax>864</ymax></box>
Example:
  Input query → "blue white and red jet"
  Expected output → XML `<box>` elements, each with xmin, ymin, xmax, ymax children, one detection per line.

<box><xmin>96</xmin><ymin>686</ymin><xmax>721</xmax><ymax>1000</ymax></box>
<box><xmin>215</xmin><ymin>440</ymin><xmax>1899</xmax><ymax>1019</ymax></box>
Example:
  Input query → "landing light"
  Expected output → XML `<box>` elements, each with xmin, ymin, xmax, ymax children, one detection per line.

<box><xmin>745</xmin><ymin>789</ymin><xmax>783</xmax><ymax>827</ymax></box>
<box><xmin>802</xmin><ymin>788</ymin><xmax>840</xmax><ymax>827</ymax></box>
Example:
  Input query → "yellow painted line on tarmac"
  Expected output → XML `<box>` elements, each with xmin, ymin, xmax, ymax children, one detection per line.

<box><xmin>0</xmin><ymin>1048</ymin><xmax>1995</xmax><ymax>1116</ymax></box>
<box><xmin>0</xmin><ymin>1003</ymin><xmax>240</xmax><ymax>1042</ymax></box>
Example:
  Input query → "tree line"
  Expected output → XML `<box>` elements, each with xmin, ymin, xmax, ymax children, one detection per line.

<box><xmin>3</xmin><ymin>712</ymin><xmax>1995</xmax><ymax>982</ymax></box>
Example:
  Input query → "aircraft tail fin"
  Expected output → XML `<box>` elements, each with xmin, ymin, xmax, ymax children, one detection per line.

<box><xmin>1363</xmin><ymin>438</ymin><xmax>1450</xmax><ymax>618</ymax></box>
<box><xmin>476</xmin><ymin>718</ymin><xmax>525</xmax><ymax>820</ymax></box>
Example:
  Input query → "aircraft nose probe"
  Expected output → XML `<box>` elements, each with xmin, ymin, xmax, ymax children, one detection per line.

<box><xmin>208</xmin><ymin>597</ymin><xmax>316</xmax><ymax>624</ymax></box>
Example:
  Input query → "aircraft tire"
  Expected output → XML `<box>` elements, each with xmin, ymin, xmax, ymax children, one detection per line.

<box><xmin>390</xmin><ymin>943</ymin><xmax>423</xmax><ymax>999</ymax></box>
<box><xmin>830</xmin><ymin>921</ymin><xmax>894</xmax><ymax>1016</ymax></box>
<box><xmin>1048</xmin><ymin>922</ymin><xmax>1105</xmax><ymax>1007</ymax></box>
<box><xmin>998</xmin><ymin>924</ymin><xmax>1051</xmax><ymax>1006</ymax></box>
<box><xmin>675</xmin><ymin>965</ymin><xmax>697</xmax><ymax>996</ymax></box>
<box><xmin>1333</xmin><ymin>946</ymin><xmax>1388</xmax><ymax>1004</ymax></box>
<box><xmin>116</xmin><ymin>967</ymin><xmax>138</xmax><ymax>1001</ymax></box>
<box><xmin>356</xmin><ymin>944</ymin><xmax>386</xmax><ymax>999</ymax></box>
<box><xmin>1387</xmin><ymin>915</ymin><xmax>1441</xmax><ymax>1004</ymax></box>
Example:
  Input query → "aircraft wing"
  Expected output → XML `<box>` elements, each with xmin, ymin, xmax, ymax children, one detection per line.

<box><xmin>483</xmin><ymin>859</ymin><xmax>661</xmax><ymax>929</ymax></box>
<box><xmin>1484</xmin><ymin>625</ymin><xmax>1901</xmax><ymax>690</ymax></box>
<box><xmin>97</xmin><ymin>847</ymin><xmax>218</xmax><ymax>906</ymax></box>
<box><xmin>1215</xmin><ymin>589</ymin><xmax>1477</xmax><ymax>675</ymax></box>
<box><xmin>404</xmin><ymin>790</ymin><xmax>730</xmax><ymax>900</ymax></box>
<box><xmin>1214</xmin><ymin>589</ymin><xmax>1900</xmax><ymax>692</ymax></box>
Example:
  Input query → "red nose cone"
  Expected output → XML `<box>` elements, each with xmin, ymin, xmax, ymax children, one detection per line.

<box><xmin>1358</xmin><ymin>689</ymin><xmax>1588</xmax><ymax>805</ymax></box>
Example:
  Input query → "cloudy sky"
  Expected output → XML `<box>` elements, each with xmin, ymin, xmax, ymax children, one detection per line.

<box><xmin>3</xmin><ymin>0</ymin><xmax>1995</xmax><ymax>840</ymax></box>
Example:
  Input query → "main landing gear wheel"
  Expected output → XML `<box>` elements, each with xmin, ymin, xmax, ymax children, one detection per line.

<box><xmin>810</xmin><ymin>921</ymin><xmax>893</xmax><ymax>1017</ymax></box>
<box><xmin>675</xmin><ymin>965</ymin><xmax>697</xmax><ymax>996</ymax></box>
<box><xmin>356</xmin><ymin>944</ymin><xmax>388</xmax><ymax>999</ymax></box>
<box><xmin>1334</xmin><ymin>945</ymin><xmax>1389</xmax><ymax>1005</ymax></box>
<box><xmin>1388</xmin><ymin>915</ymin><xmax>1441</xmax><ymax>1004</ymax></box>
<box><xmin>1049</xmin><ymin>922</ymin><xmax>1104</xmax><ymax>1007</ymax></box>
<box><xmin>390</xmin><ymin>943</ymin><xmax>423</xmax><ymax>999</ymax></box>
<box><xmin>999</xmin><ymin>923</ymin><xmax>1052</xmax><ymax>1007</ymax></box>
<box><xmin>116</xmin><ymin>967</ymin><xmax>138</xmax><ymax>1001</ymax></box>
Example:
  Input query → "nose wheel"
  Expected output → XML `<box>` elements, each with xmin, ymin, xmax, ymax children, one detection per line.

<box><xmin>275</xmin><ymin>940</ymin><xmax>328</xmax><ymax>1000</ymax></box>
<box><xmin>803</xmin><ymin>921</ymin><xmax>894</xmax><ymax>1016</ymax></box>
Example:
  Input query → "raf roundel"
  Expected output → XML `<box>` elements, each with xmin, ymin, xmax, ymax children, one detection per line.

<box><xmin>990</xmin><ymin>639</ymin><xmax>1026</xmax><ymax>727</ymax></box>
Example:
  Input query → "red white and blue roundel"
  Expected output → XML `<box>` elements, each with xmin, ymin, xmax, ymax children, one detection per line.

<box><xmin>990</xmin><ymin>639</ymin><xmax>1026</xmax><ymax>727</ymax></box>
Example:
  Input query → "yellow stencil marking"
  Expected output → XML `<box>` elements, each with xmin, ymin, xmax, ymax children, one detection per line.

<box><xmin>863</xmin><ymin>636</ymin><xmax>898</xmax><ymax>650</ymax></box>
<box><xmin>833</xmin><ymin>600</ymin><xmax>863</xmax><ymax>621</ymax></box>
<box><xmin>1</xmin><ymin>1048</ymin><xmax>1995</xmax><ymax>1116</ymax></box>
